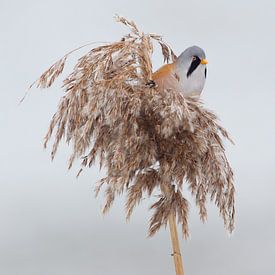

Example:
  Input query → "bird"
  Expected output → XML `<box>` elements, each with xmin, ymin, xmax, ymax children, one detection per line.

<box><xmin>151</xmin><ymin>46</ymin><xmax>208</xmax><ymax>97</ymax></box>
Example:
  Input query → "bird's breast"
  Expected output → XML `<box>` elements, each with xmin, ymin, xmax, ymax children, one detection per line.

<box><xmin>177</xmin><ymin>65</ymin><xmax>206</xmax><ymax>96</ymax></box>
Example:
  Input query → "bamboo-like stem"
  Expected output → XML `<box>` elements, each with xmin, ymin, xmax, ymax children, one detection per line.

<box><xmin>168</xmin><ymin>213</ymin><xmax>185</xmax><ymax>275</ymax></box>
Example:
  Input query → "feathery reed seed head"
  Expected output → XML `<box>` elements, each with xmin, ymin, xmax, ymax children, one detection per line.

<box><xmin>34</xmin><ymin>16</ymin><xmax>235</xmax><ymax>237</ymax></box>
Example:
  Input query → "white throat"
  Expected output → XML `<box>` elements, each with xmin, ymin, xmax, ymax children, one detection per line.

<box><xmin>176</xmin><ymin>63</ymin><xmax>206</xmax><ymax>97</ymax></box>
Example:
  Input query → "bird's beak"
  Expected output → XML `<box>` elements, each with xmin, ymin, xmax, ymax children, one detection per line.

<box><xmin>200</xmin><ymin>59</ymin><xmax>208</xmax><ymax>65</ymax></box>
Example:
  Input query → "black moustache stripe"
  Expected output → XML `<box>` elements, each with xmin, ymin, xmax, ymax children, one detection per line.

<box><xmin>187</xmin><ymin>57</ymin><xmax>201</xmax><ymax>78</ymax></box>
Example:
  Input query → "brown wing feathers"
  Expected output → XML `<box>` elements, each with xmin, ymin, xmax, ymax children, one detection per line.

<box><xmin>152</xmin><ymin>63</ymin><xmax>180</xmax><ymax>92</ymax></box>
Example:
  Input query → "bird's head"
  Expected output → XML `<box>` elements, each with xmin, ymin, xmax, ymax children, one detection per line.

<box><xmin>177</xmin><ymin>46</ymin><xmax>207</xmax><ymax>77</ymax></box>
<box><xmin>176</xmin><ymin>45</ymin><xmax>208</xmax><ymax>96</ymax></box>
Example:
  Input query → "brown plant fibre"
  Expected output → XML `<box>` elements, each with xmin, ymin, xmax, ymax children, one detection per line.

<box><xmin>33</xmin><ymin>16</ymin><xmax>235</xmax><ymax>238</ymax></box>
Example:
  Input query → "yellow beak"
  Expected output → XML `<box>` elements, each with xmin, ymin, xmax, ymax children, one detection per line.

<box><xmin>201</xmin><ymin>59</ymin><xmax>208</xmax><ymax>65</ymax></box>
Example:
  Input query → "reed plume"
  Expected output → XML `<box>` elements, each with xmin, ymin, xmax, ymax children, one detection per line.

<box><xmin>32</xmin><ymin>15</ymin><xmax>235</xmax><ymax>239</ymax></box>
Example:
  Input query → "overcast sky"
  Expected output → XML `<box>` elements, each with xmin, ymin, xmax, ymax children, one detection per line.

<box><xmin>1</xmin><ymin>1</ymin><xmax>275</xmax><ymax>275</ymax></box>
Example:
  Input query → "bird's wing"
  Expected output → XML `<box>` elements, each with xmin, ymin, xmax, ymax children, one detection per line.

<box><xmin>152</xmin><ymin>63</ymin><xmax>181</xmax><ymax>92</ymax></box>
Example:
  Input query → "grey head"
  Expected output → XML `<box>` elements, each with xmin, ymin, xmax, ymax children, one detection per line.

<box><xmin>176</xmin><ymin>45</ymin><xmax>207</xmax><ymax>78</ymax></box>
<box><xmin>180</xmin><ymin>45</ymin><xmax>206</xmax><ymax>60</ymax></box>
<box><xmin>175</xmin><ymin>45</ymin><xmax>208</xmax><ymax>96</ymax></box>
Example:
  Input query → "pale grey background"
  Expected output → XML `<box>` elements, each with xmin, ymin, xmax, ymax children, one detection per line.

<box><xmin>1</xmin><ymin>0</ymin><xmax>275</xmax><ymax>274</ymax></box>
